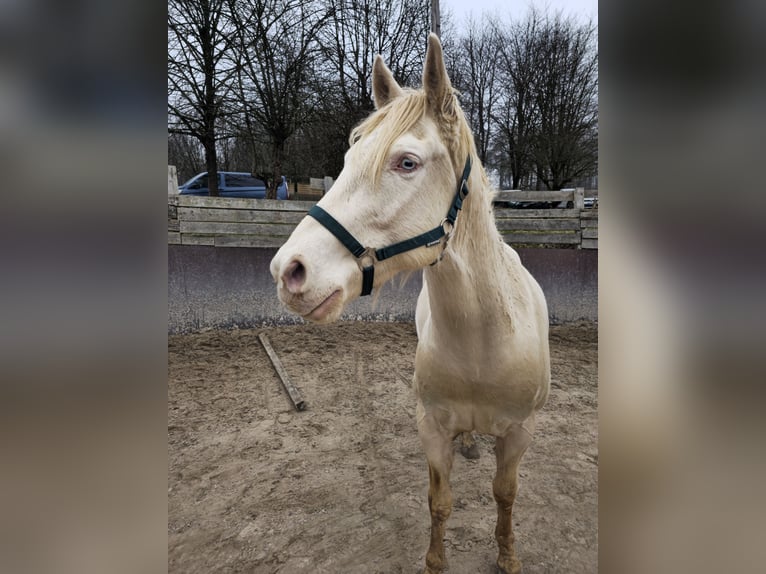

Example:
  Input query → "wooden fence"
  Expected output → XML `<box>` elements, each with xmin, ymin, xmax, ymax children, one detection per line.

<box><xmin>168</xmin><ymin>188</ymin><xmax>598</xmax><ymax>249</ymax></box>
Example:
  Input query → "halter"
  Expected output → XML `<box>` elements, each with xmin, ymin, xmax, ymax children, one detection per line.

<box><xmin>307</xmin><ymin>156</ymin><xmax>472</xmax><ymax>296</ymax></box>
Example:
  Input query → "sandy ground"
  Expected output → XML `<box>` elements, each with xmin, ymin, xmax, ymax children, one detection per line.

<box><xmin>168</xmin><ymin>321</ymin><xmax>597</xmax><ymax>573</ymax></box>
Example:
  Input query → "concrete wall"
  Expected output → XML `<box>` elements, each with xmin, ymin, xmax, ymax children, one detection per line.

<box><xmin>519</xmin><ymin>248</ymin><xmax>598</xmax><ymax>325</ymax></box>
<box><xmin>168</xmin><ymin>245</ymin><xmax>596</xmax><ymax>333</ymax></box>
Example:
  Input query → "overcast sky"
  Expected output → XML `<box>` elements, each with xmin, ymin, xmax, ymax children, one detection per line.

<box><xmin>441</xmin><ymin>0</ymin><xmax>597</xmax><ymax>26</ymax></box>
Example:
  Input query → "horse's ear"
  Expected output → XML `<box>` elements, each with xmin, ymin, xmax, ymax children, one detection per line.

<box><xmin>372</xmin><ymin>55</ymin><xmax>403</xmax><ymax>109</ymax></box>
<box><xmin>423</xmin><ymin>33</ymin><xmax>453</xmax><ymax>116</ymax></box>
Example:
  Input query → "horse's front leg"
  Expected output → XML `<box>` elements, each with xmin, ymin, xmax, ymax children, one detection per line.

<box><xmin>493</xmin><ymin>418</ymin><xmax>535</xmax><ymax>574</ymax></box>
<box><xmin>417</xmin><ymin>409</ymin><xmax>455</xmax><ymax>574</ymax></box>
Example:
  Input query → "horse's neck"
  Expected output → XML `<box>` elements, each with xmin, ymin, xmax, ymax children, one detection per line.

<box><xmin>423</xmin><ymin>182</ymin><xmax>511</xmax><ymax>330</ymax></box>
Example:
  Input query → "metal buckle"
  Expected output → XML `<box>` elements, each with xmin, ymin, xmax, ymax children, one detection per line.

<box><xmin>358</xmin><ymin>247</ymin><xmax>377</xmax><ymax>269</ymax></box>
<box><xmin>441</xmin><ymin>218</ymin><xmax>454</xmax><ymax>236</ymax></box>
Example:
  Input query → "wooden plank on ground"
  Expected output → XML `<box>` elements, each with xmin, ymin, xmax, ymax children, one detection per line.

<box><xmin>168</xmin><ymin>219</ymin><xmax>180</xmax><ymax>232</ymax></box>
<box><xmin>495</xmin><ymin>218</ymin><xmax>580</xmax><ymax>231</ymax></box>
<box><xmin>259</xmin><ymin>333</ymin><xmax>306</xmax><ymax>411</ymax></box>
<box><xmin>495</xmin><ymin>190</ymin><xmax>574</xmax><ymax>202</ymax></box>
<box><xmin>168</xmin><ymin>231</ymin><xmax>181</xmax><ymax>244</ymax></box>
<box><xmin>178</xmin><ymin>207</ymin><xmax>307</xmax><ymax>225</ymax></box>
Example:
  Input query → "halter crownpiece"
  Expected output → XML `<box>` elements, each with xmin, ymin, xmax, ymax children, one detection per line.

<box><xmin>307</xmin><ymin>156</ymin><xmax>472</xmax><ymax>296</ymax></box>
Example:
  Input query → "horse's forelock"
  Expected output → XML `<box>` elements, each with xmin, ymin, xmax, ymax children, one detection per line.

<box><xmin>347</xmin><ymin>90</ymin><xmax>426</xmax><ymax>186</ymax></box>
<box><xmin>347</xmin><ymin>87</ymin><xmax>482</xmax><ymax>190</ymax></box>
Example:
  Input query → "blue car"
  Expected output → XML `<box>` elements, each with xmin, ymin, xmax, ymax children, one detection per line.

<box><xmin>179</xmin><ymin>171</ymin><xmax>288</xmax><ymax>199</ymax></box>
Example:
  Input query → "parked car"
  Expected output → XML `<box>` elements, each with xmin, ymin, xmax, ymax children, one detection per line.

<box><xmin>179</xmin><ymin>171</ymin><xmax>288</xmax><ymax>199</ymax></box>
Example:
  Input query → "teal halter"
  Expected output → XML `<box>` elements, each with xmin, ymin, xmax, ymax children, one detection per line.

<box><xmin>307</xmin><ymin>156</ymin><xmax>471</xmax><ymax>296</ymax></box>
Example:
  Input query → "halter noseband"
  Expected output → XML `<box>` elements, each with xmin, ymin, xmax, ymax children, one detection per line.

<box><xmin>306</xmin><ymin>156</ymin><xmax>472</xmax><ymax>296</ymax></box>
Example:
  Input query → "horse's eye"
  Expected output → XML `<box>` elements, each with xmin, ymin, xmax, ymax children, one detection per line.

<box><xmin>399</xmin><ymin>157</ymin><xmax>418</xmax><ymax>171</ymax></box>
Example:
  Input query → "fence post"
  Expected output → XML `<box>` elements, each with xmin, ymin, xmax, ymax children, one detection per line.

<box><xmin>323</xmin><ymin>176</ymin><xmax>334</xmax><ymax>195</ymax></box>
<box><xmin>168</xmin><ymin>165</ymin><xmax>179</xmax><ymax>194</ymax></box>
<box><xmin>573</xmin><ymin>187</ymin><xmax>585</xmax><ymax>249</ymax></box>
<box><xmin>574</xmin><ymin>187</ymin><xmax>585</xmax><ymax>210</ymax></box>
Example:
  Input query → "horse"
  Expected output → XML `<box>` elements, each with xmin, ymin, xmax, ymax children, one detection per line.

<box><xmin>270</xmin><ymin>33</ymin><xmax>550</xmax><ymax>574</ymax></box>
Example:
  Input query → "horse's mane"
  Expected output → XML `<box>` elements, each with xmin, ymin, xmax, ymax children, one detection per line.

<box><xmin>349</xmin><ymin>88</ymin><xmax>489</xmax><ymax>192</ymax></box>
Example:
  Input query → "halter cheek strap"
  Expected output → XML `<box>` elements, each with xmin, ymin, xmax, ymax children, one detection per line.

<box><xmin>304</xmin><ymin>206</ymin><xmax>377</xmax><ymax>296</ymax></box>
<box><xmin>307</xmin><ymin>156</ymin><xmax>472</xmax><ymax>297</ymax></box>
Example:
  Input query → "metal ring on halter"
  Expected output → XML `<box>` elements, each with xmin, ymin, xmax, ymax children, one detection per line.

<box><xmin>427</xmin><ymin>220</ymin><xmax>453</xmax><ymax>266</ymax></box>
<box><xmin>359</xmin><ymin>246</ymin><xmax>377</xmax><ymax>269</ymax></box>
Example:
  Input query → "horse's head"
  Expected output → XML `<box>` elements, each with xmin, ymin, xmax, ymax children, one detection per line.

<box><xmin>271</xmin><ymin>34</ymin><xmax>473</xmax><ymax>323</ymax></box>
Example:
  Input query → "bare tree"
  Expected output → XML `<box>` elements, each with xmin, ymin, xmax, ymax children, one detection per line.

<box><xmin>166</xmin><ymin>2</ymin><xmax>597</xmax><ymax>194</ymax></box>
<box><xmin>168</xmin><ymin>133</ymin><xmax>205</xmax><ymax>184</ymax></box>
<box><xmin>492</xmin><ymin>13</ymin><xmax>542</xmax><ymax>189</ymax></box>
<box><xmin>168</xmin><ymin>0</ymin><xmax>236</xmax><ymax>196</ymax></box>
<box><xmin>453</xmin><ymin>18</ymin><xmax>500</xmax><ymax>164</ymax></box>
<box><xmin>318</xmin><ymin>0</ymin><xmax>430</xmax><ymax>134</ymax></box>
<box><xmin>227</xmin><ymin>0</ymin><xmax>332</xmax><ymax>199</ymax></box>
<box><xmin>529</xmin><ymin>14</ymin><xmax>598</xmax><ymax>190</ymax></box>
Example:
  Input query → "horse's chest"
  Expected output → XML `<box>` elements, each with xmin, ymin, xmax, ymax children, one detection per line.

<box><xmin>414</xmin><ymin>345</ymin><xmax>543</xmax><ymax>415</ymax></box>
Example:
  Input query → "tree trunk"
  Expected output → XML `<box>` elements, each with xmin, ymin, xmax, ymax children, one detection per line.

<box><xmin>512</xmin><ymin>171</ymin><xmax>521</xmax><ymax>190</ymax></box>
<box><xmin>204</xmin><ymin>132</ymin><xmax>219</xmax><ymax>196</ymax></box>
<box><xmin>201</xmin><ymin>10</ymin><xmax>219</xmax><ymax>197</ymax></box>
<box><xmin>268</xmin><ymin>139</ymin><xmax>285</xmax><ymax>200</ymax></box>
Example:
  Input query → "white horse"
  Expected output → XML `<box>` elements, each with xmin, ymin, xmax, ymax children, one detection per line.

<box><xmin>270</xmin><ymin>34</ymin><xmax>550</xmax><ymax>574</ymax></box>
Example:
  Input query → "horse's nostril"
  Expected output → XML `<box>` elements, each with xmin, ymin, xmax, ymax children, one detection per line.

<box><xmin>282</xmin><ymin>259</ymin><xmax>306</xmax><ymax>294</ymax></box>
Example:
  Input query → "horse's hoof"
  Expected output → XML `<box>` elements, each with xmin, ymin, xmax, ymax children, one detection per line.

<box><xmin>423</xmin><ymin>559</ymin><xmax>447</xmax><ymax>573</ymax></box>
<box><xmin>460</xmin><ymin>442</ymin><xmax>480</xmax><ymax>460</ymax></box>
<box><xmin>496</xmin><ymin>556</ymin><xmax>522</xmax><ymax>574</ymax></box>
<box><xmin>495</xmin><ymin>560</ymin><xmax>522</xmax><ymax>574</ymax></box>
